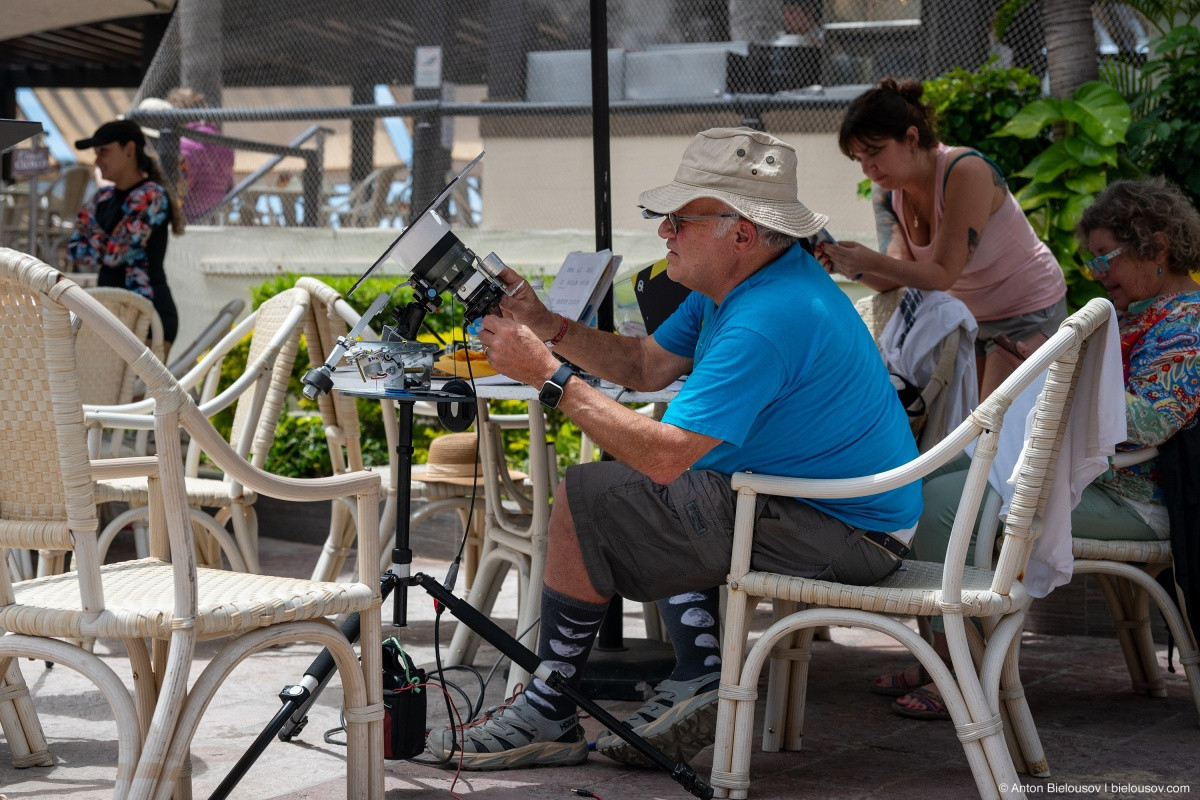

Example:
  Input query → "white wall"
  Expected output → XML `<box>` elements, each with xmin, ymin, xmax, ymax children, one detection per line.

<box><xmin>481</xmin><ymin>132</ymin><xmax>875</xmax><ymax>243</ymax></box>
<box><xmin>165</xmin><ymin>131</ymin><xmax>876</xmax><ymax>351</ymax></box>
<box><xmin>165</xmin><ymin>225</ymin><xmax>667</xmax><ymax>349</ymax></box>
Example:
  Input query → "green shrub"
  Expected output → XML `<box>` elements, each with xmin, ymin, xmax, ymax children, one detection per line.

<box><xmin>921</xmin><ymin>57</ymin><xmax>1047</xmax><ymax>189</ymax></box>
<box><xmin>213</xmin><ymin>273</ymin><xmax>579</xmax><ymax>480</ymax></box>
<box><xmin>1125</xmin><ymin>24</ymin><xmax>1200</xmax><ymax>205</ymax></box>
<box><xmin>992</xmin><ymin>81</ymin><xmax>1136</xmax><ymax>309</ymax></box>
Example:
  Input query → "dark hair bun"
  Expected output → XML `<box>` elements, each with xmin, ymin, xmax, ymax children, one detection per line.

<box><xmin>895</xmin><ymin>79</ymin><xmax>924</xmax><ymax>105</ymax></box>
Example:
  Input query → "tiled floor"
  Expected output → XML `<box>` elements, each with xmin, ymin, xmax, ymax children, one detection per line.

<box><xmin>1</xmin><ymin>519</ymin><xmax>1197</xmax><ymax>800</ymax></box>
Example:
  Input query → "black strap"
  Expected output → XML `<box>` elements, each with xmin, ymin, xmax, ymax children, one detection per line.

<box><xmin>943</xmin><ymin>149</ymin><xmax>1007</xmax><ymax>192</ymax></box>
<box><xmin>863</xmin><ymin>529</ymin><xmax>911</xmax><ymax>559</ymax></box>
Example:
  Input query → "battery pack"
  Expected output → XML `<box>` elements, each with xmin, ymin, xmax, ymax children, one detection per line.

<box><xmin>382</xmin><ymin>639</ymin><xmax>427</xmax><ymax>760</ymax></box>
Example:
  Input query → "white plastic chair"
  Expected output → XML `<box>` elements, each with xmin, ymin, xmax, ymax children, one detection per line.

<box><xmin>709</xmin><ymin>298</ymin><xmax>1116</xmax><ymax>800</ymax></box>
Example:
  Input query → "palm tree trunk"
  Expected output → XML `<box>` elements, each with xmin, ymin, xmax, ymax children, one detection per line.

<box><xmin>1044</xmin><ymin>0</ymin><xmax>1097</xmax><ymax>98</ymax></box>
<box><xmin>180</xmin><ymin>0</ymin><xmax>224</xmax><ymax>107</ymax></box>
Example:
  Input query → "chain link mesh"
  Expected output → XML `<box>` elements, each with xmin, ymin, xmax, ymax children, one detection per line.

<box><xmin>124</xmin><ymin>1</ymin><xmax>1083</xmax><ymax>236</ymax></box>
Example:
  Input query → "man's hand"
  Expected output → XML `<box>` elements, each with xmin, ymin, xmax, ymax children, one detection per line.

<box><xmin>494</xmin><ymin>266</ymin><xmax>561</xmax><ymax>341</ymax></box>
<box><xmin>476</xmin><ymin>309</ymin><xmax>560</xmax><ymax>387</ymax></box>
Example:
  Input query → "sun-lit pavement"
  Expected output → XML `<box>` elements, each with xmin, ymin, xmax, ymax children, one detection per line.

<box><xmin>1</xmin><ymin>514</ymin><xmax>1197</xmax><ymax>800</ymax></box>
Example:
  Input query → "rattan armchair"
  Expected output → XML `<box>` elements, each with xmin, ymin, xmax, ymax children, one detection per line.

<box><xmin>970</xmin><ymin>444</ymin><xmax>1200</xmax><ymax>722</ymax></box>
<box><xmin>1069</xmin><ymin>447</ymin><xmax>1199</xmax><ymax>718</ymax></box>
<box><xmin>88</xmin><ymin>287</ymin><xmax>310</xmax><ymax>572</ymax></box>
<box><xmin>0</xmin><ymin>247</ymin><xmax>382</xmax><ymax>799</ymax></box>
<box><xmin>297</xmin><ymin>276</ymin><xmax>503</xmax><ymax>587</ymax></box>
<box><xmin>709</xmin><ymin>298</ymin><xmax>1116</xmax><ymax>800</ymax></box>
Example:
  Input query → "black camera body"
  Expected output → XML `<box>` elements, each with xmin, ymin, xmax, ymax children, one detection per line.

<box><xmin>381</xmin><ymin>208</ymin><xmax>509</xmax><ymax>341</ymax></box>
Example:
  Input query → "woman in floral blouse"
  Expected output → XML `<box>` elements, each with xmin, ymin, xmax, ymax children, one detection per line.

<box><xmin>877</xmin><ymin>176</ymin><xmax>1200</xmax><ymax>720</ymax></box>
<box><xmin>68</xmin><ymin>119</ymin><xmax>185</xmax><ymax>348</ymax></box>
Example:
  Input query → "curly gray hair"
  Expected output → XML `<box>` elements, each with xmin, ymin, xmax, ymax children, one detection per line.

<box><xmin>1077</xmin><ymin>177</ymin><xmax>1200</xmax><ymax>276</ymax></box>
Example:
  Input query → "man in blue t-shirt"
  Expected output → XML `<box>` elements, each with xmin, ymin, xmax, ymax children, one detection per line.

<box><xmin>429</xmin><ymin>128</ymin><xmax>922</xmax><ymax>771</ymax></box>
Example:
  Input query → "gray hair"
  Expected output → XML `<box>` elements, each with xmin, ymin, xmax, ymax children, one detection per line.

<box><xmin>711</xmin><ymin>202</ymin><xmax>799</xmax><ymax>251</ymax></box>
<box><xmin>1077</xmin><ymin>177</ymin><xmax>1200</xmax><ymax>276</ymax></box>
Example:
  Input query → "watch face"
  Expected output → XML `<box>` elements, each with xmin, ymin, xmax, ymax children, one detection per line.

<box><xmin>539</xmin><ymin>380</ymin><xmax>565</xmax><ymax>408</ymax></box>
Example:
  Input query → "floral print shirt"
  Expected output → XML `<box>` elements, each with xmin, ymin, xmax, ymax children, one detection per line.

<box><xmin>1098</xmin><ymin>291</ymin><xmax>1200</xmax><ymax>504</ymax></box>
<box><xmin>67</xmin><ymin>179</ymin><xmax>170</xmax><ymax>302</ymax></box>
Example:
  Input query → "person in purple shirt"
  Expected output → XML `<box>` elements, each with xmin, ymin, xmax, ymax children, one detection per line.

<box><xmin>167</xmin><ymin>88</ymin><xmax>235</xmax><ymax>223</ymax></box>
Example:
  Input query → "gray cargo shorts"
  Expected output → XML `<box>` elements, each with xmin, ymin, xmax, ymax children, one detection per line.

<box><xmin>564</xmin><ymin>460</ymin><xmax>901</xmax><ymax>603</ymax></box>
<box><xmin>976</xmin><ymin>298</ymin><xmax>1068</xmax><ymax>356</ymax></box>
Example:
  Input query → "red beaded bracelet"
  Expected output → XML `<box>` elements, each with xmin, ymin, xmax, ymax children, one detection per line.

<box><xmin>548</xmin><ymin>314</ymin><xmax>570</xmax><ymax>347</ymax></box>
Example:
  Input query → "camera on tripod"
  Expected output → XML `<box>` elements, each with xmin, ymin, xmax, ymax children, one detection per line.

<box><xmin>301</xmin><ymin>154</ymin><xmax>513</xmax><ymax>401</ymax></box>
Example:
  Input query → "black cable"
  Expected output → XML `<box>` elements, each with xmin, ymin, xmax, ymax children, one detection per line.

<box><xmin>422</xmin><ymin>664</ymin><xmax>483</xmax><ymax>724</ymax></box>
<box><xmin>423</xmin><ymin>603</ymin><xmax>460</xmax><ymax>766</ymax></box>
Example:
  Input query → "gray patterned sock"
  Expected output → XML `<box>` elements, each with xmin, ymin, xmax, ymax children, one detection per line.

<box><xmin>524</xmin><ymin>585</ymin><xmax>607</xmax><ymax>721</ymax></box>
<box><xmin>656</xmin><ymin>587</ymin><xmax>722</xmax><ymax>681</ymax></box>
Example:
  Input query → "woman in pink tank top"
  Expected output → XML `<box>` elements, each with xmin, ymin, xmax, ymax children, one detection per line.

<box><xmin>815</xmin><ymin>78</ymin><xmax>1066</xmax><ymax>398</ymax></box>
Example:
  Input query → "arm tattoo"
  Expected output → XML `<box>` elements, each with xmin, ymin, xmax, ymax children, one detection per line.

<box><xmin>966</xmin><ymin>227</ymin><xmax>980</xmax><ymax>260</ymax></box>
<box><xmin>873</xmin><ymin>188</ymin><xmax>899</xmax><ymax>254</ymax></box>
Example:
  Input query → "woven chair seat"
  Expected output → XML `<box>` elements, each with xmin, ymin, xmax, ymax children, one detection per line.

<box><xmin>0</xmin><ymin>251</ymin><xmax>383</xmax><ymax>797</ymax></box>
<box><xmin>735</xmin><ymin>558</ymin><xmax>1030</xmax><ymax>619</ymax></box>
<box><xmin>1071</xmin><ymin>537</ymin><xmax>1171</xmax><ymax>564</ymax></box>
<box><xmin>95</xmin><ymin>475</ymin><xmax>241</xmax><ymax>507</ymax></box>
<box><xmin>6</xmin><ymin>558</ymin><xmax>375</xmax><ymax>640</ymax></box>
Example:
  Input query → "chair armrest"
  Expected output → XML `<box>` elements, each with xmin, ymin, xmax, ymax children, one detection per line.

<box><xmin>1111</xmin><ymin>447</ymin><xmax>1157</xmax><ymax>469</ymax></box>
<box><xmin>91</xmin><ymin>456</ymin><xmax>159</xmax><ymax>480</ymax></box>
<box><xmin>85</xmin><ymin>410</ymin><xmax>157</xmax><ymax>431</ymax></box>
<box><xmin>183</xmin><ymin>405</ymin><xmax>382</xmax><ymax>503</ymax></box>
<box><xmin>731</xmin><ymin>423</ymin><xmax>978</xmax><ymax>499</ymax></box>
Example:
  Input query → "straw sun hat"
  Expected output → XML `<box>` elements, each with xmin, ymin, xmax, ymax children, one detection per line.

<box><xmin>638</xmin><ymin>127</ymin><xmax>828</xmax><ymax>239</ymax></box>
<box><xmin>412</xmin><ymin>433</ymin><xmax>527</xmax><ymax>487</ymax></box>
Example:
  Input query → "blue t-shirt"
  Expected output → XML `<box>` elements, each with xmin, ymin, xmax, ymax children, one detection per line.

<box><xmin>654</xmin><ymin>243</ymin><xmax>922</xmax><ymax>531</ymax></box>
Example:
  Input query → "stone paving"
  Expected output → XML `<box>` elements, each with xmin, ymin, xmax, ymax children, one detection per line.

<box><xmin>0</xmin><ymin>516</ymin><xmax>1197</xmax><ymax>800</ymax></box>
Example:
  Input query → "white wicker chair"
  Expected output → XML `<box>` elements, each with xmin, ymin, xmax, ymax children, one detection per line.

<box><xmin>971</xmin><ymin>445</ymin><xmax>1200</xmax><ymax>723</ymax></box>
<box><xmin>88</xmin><ymin>287</ymin><xmax>311</xmax><ymax>573</ymax></box>
<box><xmin>709</xmin><ymin>298</ymin><xmax>1116</xmax><ymax>800</ymax></box>
<box><xmin>295</xmin><ymin>277</ymin><xmax>492</xmax><ymax>583</ymax></box>
<box><xmin>0</xmin><ymin>248</ymin><xmax>382</xmax><ymax>799</ymax></box>
<box><xmin>1070</xmin><ymin>447</ymin><xmax>1199</xmax><ymax>716</ymax></box>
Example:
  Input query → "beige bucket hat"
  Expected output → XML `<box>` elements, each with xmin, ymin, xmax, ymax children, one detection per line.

<box><xmin>638</xmin><ymin>127</ymin><xmax>828</xmax><ymax>239</ymax></box>
<box><xmin>412</xmin><ymin>432</ymin><xmax>527</xmax><ymax>487</ymax></box>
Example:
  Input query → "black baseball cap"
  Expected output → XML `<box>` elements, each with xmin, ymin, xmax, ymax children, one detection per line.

<box><xmin>75</xmin><ymin>119</ymin><xmax>144</xmax><ymax>150</ymax></box>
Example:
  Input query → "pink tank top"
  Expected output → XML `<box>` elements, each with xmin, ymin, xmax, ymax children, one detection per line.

<box><xmin>892</xmin><ymin>144</ymin><xmax>1065</xmax><ymax>322</ymax></box>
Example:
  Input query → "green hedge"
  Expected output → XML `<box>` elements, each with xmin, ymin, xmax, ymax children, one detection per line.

<box><xmin>211</xmin><ymin>273</ymin><xmax>583</xmax><ymax>480</ymax></box>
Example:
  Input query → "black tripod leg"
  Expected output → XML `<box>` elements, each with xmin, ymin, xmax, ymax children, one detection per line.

<box><xmin>208</xmin><ymin>573</ymin><xmax>398</xmax><ymax>800</ymax></box>
<box><xmin>409</xmin><ymin>573</ymin><xmax>714</xmax><ymax>800</ymax></box>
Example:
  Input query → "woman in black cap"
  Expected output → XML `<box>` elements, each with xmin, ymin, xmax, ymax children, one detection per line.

<box><xmin>67</xmin><ymin>118</ymin><xmax>185</xmax><ymax>350</ymax></box>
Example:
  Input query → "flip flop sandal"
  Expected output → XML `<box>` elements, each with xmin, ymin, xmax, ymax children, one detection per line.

<box><xmin>870</xmin><ymin>664</ymin><xmax>933</xmax><ymax>697</ymax></box>
<box><xmin>890</xmin><ymin>686</ymin><xmax>951</xmax><ymax>721</ymax></box>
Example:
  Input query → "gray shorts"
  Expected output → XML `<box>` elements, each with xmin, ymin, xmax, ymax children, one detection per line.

<box><xmin>976</xmin><ymin>298</ymin><xmax>1068</xmax><ymax>356</ymax></box>
<box><xmin>564</xmin><ymin>460</ymin><xmax>902</xmax><ymax>602</ymax></box>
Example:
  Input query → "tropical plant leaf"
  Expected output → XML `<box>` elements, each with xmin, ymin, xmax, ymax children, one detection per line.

<box><xmin>1064</xmin><ymin>169</ymin><xmax>1110</xmax><ymax>196</ymax></box>
<box><xmin>1062</xmin><ymin>134</ymin><xmax>1113</xmax><ymax>166</ymax></box>
<box><xmin>993</xmin><ymin>0</ymin><xmax>1033</xmax><ymax>38</ymax></box>
<box><xmin>1014</xmin><ymin>181</ymin><xmax>1072</xmax><ymax>210</ymax></box>
<box><xmin>994</xmin><ymin>99</ymin><xmax>1063</xmax><ymax>138</ymax></box>
<box><xmin>1061</xmin><ymin>82</ymin><xmax>1131</xmax><ymax>145</ymax></box>
<box><xmin>1058</xmin><ymin>191</ymin><xmax>1098</xmax><ymax>229</ymax></box>
<box><xmin>1015</xmin><ymin>142</ymin><xmax>1076</xmax><ymax>183</ymax></box>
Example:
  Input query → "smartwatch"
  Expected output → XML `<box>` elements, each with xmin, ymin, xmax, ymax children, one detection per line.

<box><xmin>538</xmin><ymin>363</ymin><xmax>576</xmax><ymax>409</ymax></box>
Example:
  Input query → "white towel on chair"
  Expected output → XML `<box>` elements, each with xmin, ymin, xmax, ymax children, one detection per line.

<box><xmin>989</xmin><ymin>300</ymin><xmax>1126</xmax><ymax>597</ymax></box>
<box><xmin>878</xmin><ymin>289</ymin><xmax>979</xmax><ymax>441</ymax></box>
